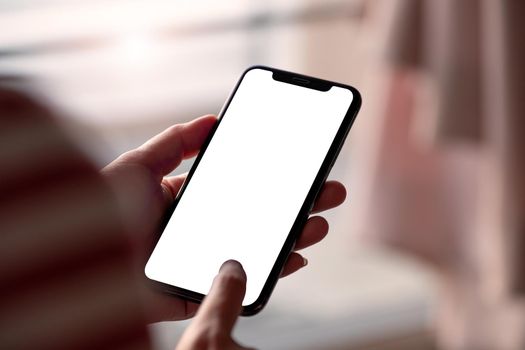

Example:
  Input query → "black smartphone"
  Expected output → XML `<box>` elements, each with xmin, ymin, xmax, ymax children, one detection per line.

<box><xmin>145</xmin><ymin>66</ymin><xmax>361</xmax><ymax>315</ymax></box>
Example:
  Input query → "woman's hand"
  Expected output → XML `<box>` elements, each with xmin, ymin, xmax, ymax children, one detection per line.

<box><xmin>103</xmin><ymin>115</ymin><xmax>347</xmax><ymax>323</ymax></box>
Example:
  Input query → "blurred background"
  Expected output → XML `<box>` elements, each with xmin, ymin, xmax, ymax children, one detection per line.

<box><xmin>1</xmin><ymin>0</ymin><xmax>523</xmax><ymax>349</ymax></box>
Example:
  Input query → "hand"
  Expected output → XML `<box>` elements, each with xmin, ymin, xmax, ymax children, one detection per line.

<box><xmin>177</xmin><ymin>260</ymin><xmax>252</xmax><ymax>350</ymax></box>
<box><xmin>103</xmin><ymin>115</ymin><xmax>347</xmax><ymax>323</ymax></box>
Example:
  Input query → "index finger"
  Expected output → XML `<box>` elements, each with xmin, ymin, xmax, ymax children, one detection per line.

<box><xmin>194</xmin><ymin>260</ymin><xmax>246</xmax><ymax>334</ymax></box>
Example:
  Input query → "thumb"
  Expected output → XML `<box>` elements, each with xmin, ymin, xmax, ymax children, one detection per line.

<box><xmin>105</xmin><ymin>115</ymin><xmax>217</xmax><ymax>179</ymax></box>
<box><xmin>194</xmin><ymin>260</ymin><xmax>247</xmax><ymax>334</ymax></box>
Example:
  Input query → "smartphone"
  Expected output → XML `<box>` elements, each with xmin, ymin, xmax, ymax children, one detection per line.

<box><xmin>145</xmin><ymin>66</ymin><xmax>361</xmax><ymax>315</ymax></box>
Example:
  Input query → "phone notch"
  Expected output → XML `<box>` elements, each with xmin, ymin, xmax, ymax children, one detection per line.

<box><xmin>272</xmin><ymin>71</ymin><xmax>332</xmax><ymax>92</ymax></box>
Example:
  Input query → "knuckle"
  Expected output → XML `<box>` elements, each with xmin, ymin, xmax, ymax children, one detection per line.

<box><xmin>167</xmin><ymin>124</ymin><xmax>184</xmax><ymax>137</ymax></box>
<box><xmin>117</xmin><ymin>148</ymin><xmax>146</xmax><ymax>164</ymax></box>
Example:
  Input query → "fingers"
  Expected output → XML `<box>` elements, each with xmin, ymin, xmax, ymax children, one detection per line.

<box><xmin>294</xmin><ymin>216</ymin><xmax>329</xmax><ymax>251</ymax></box>
<box><xmin>280</xmin><ymin>216</ymin><xmax>329</xmax><ymax>277</ymax></box>
<box><xmin>289</xmin><ymin>180</ymin><xmax>346</xmax><ymax>253</ymax></box>
<box><xmin>176</xmin><ymin>261</ymin><xmax>251</xmax><ymax>350</ymax></box>
<box><xmin>311</xmin><ymin>181</ymin><xmax>347</xmax><ymax>214</ymax></box>
<box><xmin>280</xmin><ymin>252</ymin><xmax>308</xmax><ymax>277</ymax></box>
<box><xmin>117</xmin><ymin>115</ymin><xmax>217</xmax><ymax>178</ymax></box>
<box><xmin>281</xmin><ymin>181</ymin><xmax>344</xmax><ymax>277</ymax></box>
<box><xmin>194</xmin><ymin>260</ymin><xmax>247</xmax><ymax>335</ymax></box>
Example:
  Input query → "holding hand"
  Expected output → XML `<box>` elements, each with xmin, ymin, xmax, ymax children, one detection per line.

<box><xmin>103</xmin><ymin>115</ymin><xmax>347</xmax><ymax>325</ymax></box>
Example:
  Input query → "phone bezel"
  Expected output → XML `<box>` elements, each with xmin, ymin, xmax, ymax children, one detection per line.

<box><xmin>145</xmin><ymin>65</ymin><xmax>362</xmax><ymax>316</ymax></box>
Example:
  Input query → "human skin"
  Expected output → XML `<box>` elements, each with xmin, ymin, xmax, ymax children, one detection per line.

<box><xmin>0</xmin><ymin>89</ymin><xmax>346</xmax><ymax>349</ymax></box>
<box><xmin>102</xmin><ymin>115</ymin><xmax>348</xmax><ymax>346</ymax></box>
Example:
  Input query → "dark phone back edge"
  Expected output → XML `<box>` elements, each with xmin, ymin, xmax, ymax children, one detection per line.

<box><xmin>146</xmin><ymin>65</ymin><xmax>362</xmax><ymax>316</ymax></box>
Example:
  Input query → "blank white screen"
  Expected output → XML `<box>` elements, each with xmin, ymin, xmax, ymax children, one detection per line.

<box><xmin>145</xmin><ymin>68</ymin><xmax>353</xmax><ymax>306</ymax></box>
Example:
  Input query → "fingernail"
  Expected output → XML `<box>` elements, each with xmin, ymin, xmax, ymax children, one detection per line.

<box><xmin>302</xmin><ymin>257</ymin><xmax>308</xmax><ymax>267</ymax></box>
<box><xmin>220</xmin><ymin>260</ymin><xmax>247</xmax><ymax>281</ymax></box>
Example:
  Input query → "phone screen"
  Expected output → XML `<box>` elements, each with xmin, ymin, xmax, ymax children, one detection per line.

<box><xmin>145</xmin><ymin>68</ymin><xmax>354</xmax><ymax>307</ymax></box>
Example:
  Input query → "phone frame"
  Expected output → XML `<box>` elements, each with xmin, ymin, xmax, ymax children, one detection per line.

<box><xmin>146</xmin><ymin>65</ymin><xmax>361</xmax><ymax>315</ymax></box>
